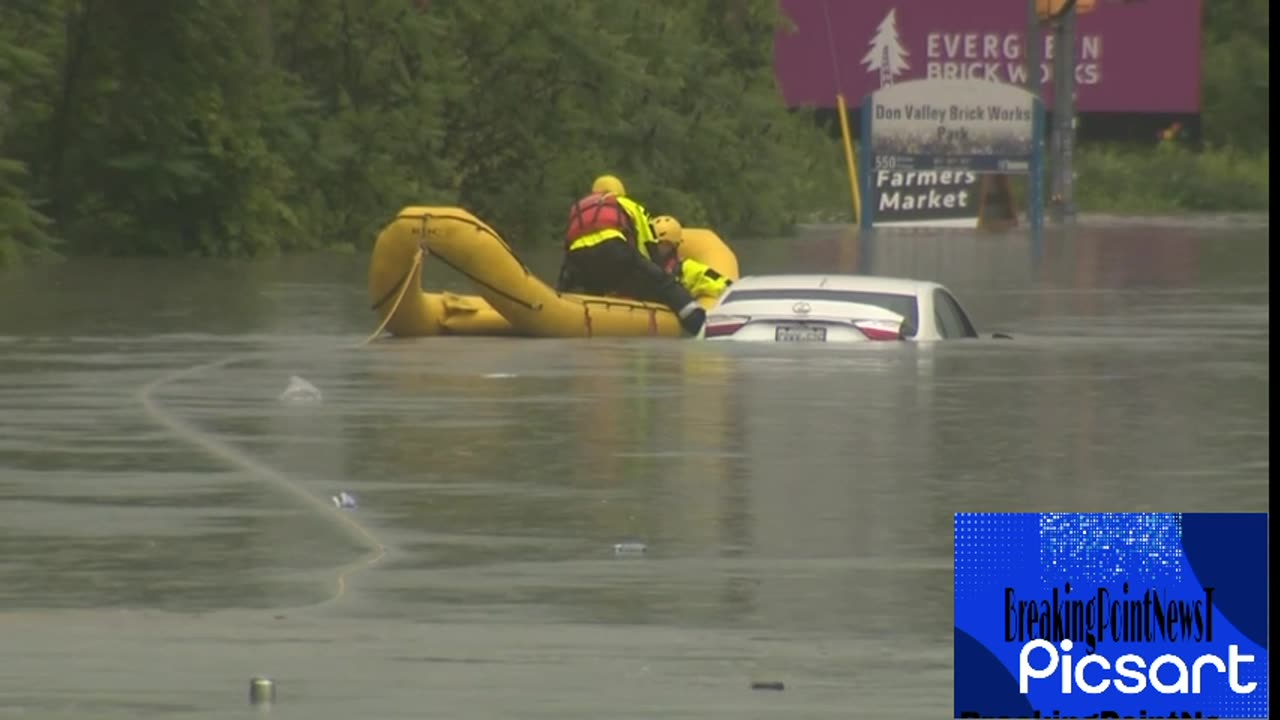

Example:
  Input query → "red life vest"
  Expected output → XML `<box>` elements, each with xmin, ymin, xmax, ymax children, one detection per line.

<box><xmin>564</xmin><ymin>193</ymin><xmax>634</xmax><ymax>248</ymax></box>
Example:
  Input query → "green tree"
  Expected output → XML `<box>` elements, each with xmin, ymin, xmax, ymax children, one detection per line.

<box><xmin>37</xmin><ymin>0</ymin><xmax>299</xmax><ymax>257</ymax></box>
<box><xmin>273</xmin><ymin>0</ymin><xmax>460</xmax><ymax>251</ymax></box>
<box><xmin>0</xmin><ymin>0</ymin><xmax>853</xmax><ymax>267</ymax></box>
<box><xmin>1200</xmin><ymin>0</ymin><xmax>1268</xmax><ymax>151</ymax></box>
<box><xmin>0</xmin><ymin>0</ymin><xmax>58</xmax><ymax>266</ymax></box>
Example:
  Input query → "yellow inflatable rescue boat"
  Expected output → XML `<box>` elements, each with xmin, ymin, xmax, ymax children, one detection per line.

<box><xmin>367</xmin><ymin>206</ymin><xmax>740</xmax><ymax>338</ymax></box>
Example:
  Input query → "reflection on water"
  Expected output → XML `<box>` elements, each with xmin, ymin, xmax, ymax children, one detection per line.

<box><xmin>0</xmin><ymin>219</ymin><xmax>1268</xmax><ymax>719</ymax></box>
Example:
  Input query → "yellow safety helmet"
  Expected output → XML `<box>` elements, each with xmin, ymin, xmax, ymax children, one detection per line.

<box><xmin>652</xmin><ymin>215</ymin><xmax>684</xmax><ymax>246</ymax></box>
<box><xmin>591</xmin><ymin>174</ymin><xmax>626</xmax><ymax>196</ymax></box>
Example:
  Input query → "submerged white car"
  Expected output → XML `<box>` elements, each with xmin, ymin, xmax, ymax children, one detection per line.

<box><xmin>700</xmin><ymin>274</ymin><xmax>992</xmax><ymax>343</ymax></box>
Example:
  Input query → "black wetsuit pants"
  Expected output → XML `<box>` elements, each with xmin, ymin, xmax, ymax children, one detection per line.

<box><xmin>557</xmin><ymin>238</ymin><xmax>706</xmax><ymax>335</ymax></box>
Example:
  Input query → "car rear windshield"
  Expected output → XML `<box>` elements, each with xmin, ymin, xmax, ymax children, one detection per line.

<box><xmin>722</xmin><ymin>288</ymin><xmax>919</xmax><ymax>331</ymax></box>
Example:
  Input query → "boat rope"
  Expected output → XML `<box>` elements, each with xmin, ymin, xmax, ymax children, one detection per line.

<box><xmin>404</xmin><ymin>210</ymin><xmax>545</xmax><ymax>311</ymax></box>
<box><xmin>416</xmin><ymin>210</ymin><xmax>533</xmax><ymax>277</ymax></box>
<box><xmin>135</xmin><ymin>250</ymin><xmax>425</xmax><ymax>612</ymax></box>
<box><xmin>426</xmin><ymin>247</ymin><xmax>543</xmax><ymax>311</ymax></box>
<box><xmin>369</xmin><ymin>247</ymin><xmax>424</xmax><ymax>313</ymax></box>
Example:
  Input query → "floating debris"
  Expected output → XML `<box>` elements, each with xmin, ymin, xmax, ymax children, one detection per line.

<box><xmin>278</xmin><ymin>375</ymin><xmax>322</xmax><ymax>404</ymax></box>
<box><xmin>613</xmin><ymin>542</ymin><xmax>647</xmax><ymax>556</ymax></box>
<box><xmin>482</xmin><ymin>373</ymin><xmax>518</xmax><ymax>379</ymax></box>
<box><xmin>750</xmin><ymin>681</ymin><xmax>785</xmax><ymax>691</ymax></box>
<box><xmin>331</xmin><ymin>492</ymin><xmax>357</xmax><ymax>510</ymax></box>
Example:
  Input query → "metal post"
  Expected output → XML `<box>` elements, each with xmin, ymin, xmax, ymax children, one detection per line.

<box><xmin>1026</xmin><ymin>0</ymin><xmax>1042</xmax><ymax>225</ymax></box>
<box><xmin>1060</xmin><ymin>6</ymin><xmax>1077</xmax><ymax>221</ymax></box>
<box><xmin>1049</xmin><ymin>17</ymin><xmax>1064</xmax><ymax>220</ymax></box>
<box><xmin>1026</xmin><ymin>0</ymin><xmax>1040</xmax><ymax>97</ymax></box>
<box><xmin>1050</xmin><ymin>5</ymin><xmax>1077</xmax><ymax>222</ymax></box>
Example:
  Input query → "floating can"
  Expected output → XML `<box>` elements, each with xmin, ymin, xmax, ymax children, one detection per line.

<box><xmin>249</xmin><ymin>677</ymin><xmax>276</xmax><ymax>706</ymax></box>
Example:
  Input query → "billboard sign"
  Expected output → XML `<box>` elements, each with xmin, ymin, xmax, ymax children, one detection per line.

<box><xmin>775</xmin><ymin>0</ymin><xmax>1203</xmax><ymax>114</ymax></box>
<box><xmin>859</xmin><ymin>78</ymin><xmax>1044</xmax><ymax>231</ymax></box>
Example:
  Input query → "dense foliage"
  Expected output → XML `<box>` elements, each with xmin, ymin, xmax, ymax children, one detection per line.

<box><xmin>1199</xmin><ymin>0</ymin><xmax>1269</xmax><ymax>154</ymax></box>
<box><xmin>1068</xmin><ymin>0</ymin><xmax>1269</xmax><ymax>215</ymax></box>
<box><xmin>0</xmin><ymin>0</ymin><xmax>1268</xmax><ymax>267</ymax></box>
<box><xmin>0</xmin><ymin>0</ymin><xmax>845</xmax><ymax>267</ymax></box>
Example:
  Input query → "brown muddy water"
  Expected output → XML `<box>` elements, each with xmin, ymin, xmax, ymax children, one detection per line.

<box><xmin>0</xmin><ymin>217</ymin><xmax>1269</xmax><ymax>718</ymax></box>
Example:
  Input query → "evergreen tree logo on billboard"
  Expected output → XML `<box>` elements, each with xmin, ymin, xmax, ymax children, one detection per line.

<box><xmin>862</xmin><ymin>8</ymin><xmax>910</xmax><ymax>87</ymax></box>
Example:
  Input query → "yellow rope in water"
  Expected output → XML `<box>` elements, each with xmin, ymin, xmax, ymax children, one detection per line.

<box><xmin>136</xmin><ymin>247</ymin><xmax>425</xmax><ymax>610</ymax></box>
<box><xmin>360</xmin><ymin>248</ymin><xmax>424</xmax><ymax>345</ymax></box>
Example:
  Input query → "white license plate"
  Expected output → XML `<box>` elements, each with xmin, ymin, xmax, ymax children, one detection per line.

<box><xmin>775</xmin><ymin>325</ymin><xmax>827</xmax><ymax>342</ymax></box>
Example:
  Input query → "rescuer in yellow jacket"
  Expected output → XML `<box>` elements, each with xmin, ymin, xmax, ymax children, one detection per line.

<box><xmin>557</xmin><ymin>174</ymin><xmax>706</xmax><ymax>335</ymax></box>
<box><xmin>649</xmin><ymin>215</ymin><xmax>733</xmax><ymax>301</ymax></box>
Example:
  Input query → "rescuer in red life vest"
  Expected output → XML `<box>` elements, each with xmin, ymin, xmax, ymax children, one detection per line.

<box><xmin>648</xmin><ymin>215</ymin><xmax>733</xmax><ymax>302</ymax></box>
<box><xmin>557</xmin><ymin>174</ymin><xmax>706</xmax><ymax>336</ymax></box>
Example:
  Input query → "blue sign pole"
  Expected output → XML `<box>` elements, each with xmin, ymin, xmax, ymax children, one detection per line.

<box><xmin>859</xmin><ymin>220</ymin><xmax>874</xmax><ymax>274</ymax></box>
<box><xmin>1029</xmin><ymin>96</ymin><xmax>1045</xmax><ymax>233</ymax></box>
<box><xmin>859</xmin><ymin>93</ymin><xmax>874</xmax><ymax>233</ymax></box>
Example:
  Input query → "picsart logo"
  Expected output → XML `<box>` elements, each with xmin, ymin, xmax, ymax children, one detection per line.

<box><xmin>1019</xmin><ymin>638</ymin><xmax>1258</xmax><ymax>696</ymax></box>
<box><xmin>1008</xmin><ymin>582</ymin><xmax>1260</xmax><ymax>700</ymax></box>
<box><xmin>862</xmin><ymin>8</ymin><xmax>910</xmax><ymax>87</ymax></box>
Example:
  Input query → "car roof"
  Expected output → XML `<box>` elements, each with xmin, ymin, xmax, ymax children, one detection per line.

<box><xmin>728</xmin><ymin>274</ymin><xmax>945</xmax><ymax>296</ymax></box>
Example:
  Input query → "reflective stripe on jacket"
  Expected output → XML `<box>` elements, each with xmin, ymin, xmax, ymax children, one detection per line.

<box><xmin>663</xmin><ymin>256</ymin><xmax>732</xmax><ymax>299</ymax></box>
<box><xmin>566</xmin><ymin>228</ymin><xmax>627</xmax><ymax>252</ymax></box>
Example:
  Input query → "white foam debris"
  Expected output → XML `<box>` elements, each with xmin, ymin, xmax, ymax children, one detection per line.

<box><xmin>613</xmin><ymin>542</ymin><xmax>647</xmax><ymax>556</ymax></box>
<box><xmin>482</xmin><ymin>373</ymin><xmax>518</xmax><ymax>379</ymax></box>
<box><xmin>278</xmin><ymin>375</ymin><xmax>322</xmax><ymax>404</ymax></box>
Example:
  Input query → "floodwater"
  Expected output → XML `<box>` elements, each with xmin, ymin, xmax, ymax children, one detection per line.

<box><xmin>0</xmin><ymin>217</ymin><xmax>1269</xmax><ymax>719</ymax></box>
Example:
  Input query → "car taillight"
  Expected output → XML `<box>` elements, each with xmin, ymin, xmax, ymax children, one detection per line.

<box><xmin>704</xmin><ymin>315</ymin><xmax>749</xmax><ymax>337</ymax></box>
<box><xmin>853</xmin><ymin>319</ymin><xmax>904</xmax><ymax>341</ymax></box>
